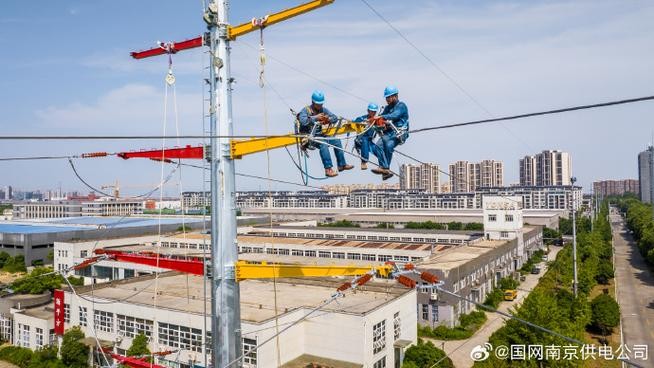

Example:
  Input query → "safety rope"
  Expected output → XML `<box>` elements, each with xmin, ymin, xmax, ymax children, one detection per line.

<box><xmin>255</xmin><ymin>23</ymin><xmax>284</xmax><ymax>367</ymax></box>
<box><xmin>152</xmin><ymin>48</ymin><xmax>178</xmax><ymax>363</ymax></box>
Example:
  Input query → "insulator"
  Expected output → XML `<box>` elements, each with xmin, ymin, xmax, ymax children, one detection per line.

<box><xmin>397</xmin><ymin>275</ymin><xmax>416</xmax><ymax>289</ymax></box>
<box><xmin>337</xmin><ymin>282</ymin><xmax>352</xmax><ymax>292</ymax></box>
<box><xmin>420</xmin><ymin>272</ymin><xmax>439</xmax><ymax>284</ymax></box>
<box><xmin>81</xmin><ymin>152</ymin><xmax>108</xmax><ymax>158</ymax></box>
<box><xmin>404</xmin><ymin>263</ymin><xmax>415</xmax><ymax>271</ymax></box>
<box><xmin>355</xmin><ymin>273</ymin><xmax>373</xmax><ymax>287</ymax></box>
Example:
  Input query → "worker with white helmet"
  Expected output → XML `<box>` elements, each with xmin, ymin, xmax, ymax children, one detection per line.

<box><xmin>352</xmin><ymin>102</ymin><xmax>379</xmax><ymax>170</ymax></box>
<box><xmin>371</xmin><ymin>85</ymin><xmax>409</xmax><ymax>180</ymax></box>
<box><xmin>297</xmin><ymin>90</ymin><xmax>353</xmax><ymax>177</ymax></box>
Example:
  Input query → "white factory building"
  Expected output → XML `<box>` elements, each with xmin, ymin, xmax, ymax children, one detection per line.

<box><xmin>50</xmin><ymin>273</ymin><xmax>416</xmax><ymax>368</ymax></box>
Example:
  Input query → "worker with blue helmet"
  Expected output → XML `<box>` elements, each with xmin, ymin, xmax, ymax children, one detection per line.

<box><xmin>371</xmin><ymin>85</ymin><xmax>409</xmax><ymax>180</ymax></box>
<box><xmin>297</xmin><ymin>90</ymin><xmax>353</xmax><ymax>177</ymax></box>
<box><xmin>352</xmin><ymin>102</ymin><xmax>379</xmax><ymax>170</ymax></box>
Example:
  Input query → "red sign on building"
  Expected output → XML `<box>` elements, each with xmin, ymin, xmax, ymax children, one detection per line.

<box><xmin>53</xmin><ymin>289</ymin><xmax>65</xmax><ymax>335</ymax></box>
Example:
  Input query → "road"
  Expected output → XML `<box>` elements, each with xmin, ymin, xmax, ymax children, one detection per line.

<box><xmin>426</xmin><ymin>246</ymin><xmax>562</xmax><ymax>368</ymax></box>
<box><xmin>610</xmin><ymin>209</ymin><xmax>654</xmax><ymax>368</ymax></box>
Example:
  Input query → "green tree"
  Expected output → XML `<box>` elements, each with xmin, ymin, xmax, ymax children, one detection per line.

<box><xmin>0</xmin><ymin>346</ymin><xmax>34</xmax><ymax>368</ymax></box>
<box><xmin>11</xmin><ymin>267</ymin><xmax>66</xmax><ymax>294</ymax></box>
<box><xmin>318</xmin><ymin>220</ymin><xmax>359</xmax><ymax>228</ymax></box>
<box><xmin>590</xmin><ymin>294</ymin><xmax>620</xmax><ymax>335</ymax></box>
<box><xmin>28</xmin><ymin>346</ymin><xmax>66</xmax><ymax>368</ymax></box>
<box><xmin>3</xmin><ymin>254</ymin><xmax>27</xmax><ymax>273</ymax></box>
<box><xmin>127</xmin><ymin>333</ymin><xmax>151</xmax><ymax>358</ymax></box>
<box><xmin>401</xmin><ymin>361</ymin><xmax>419</xmax><ymax>368</ymax></box>
<box><xmin>0</xmin><ymin>251</ymin><xmax>10</xmax><ymax>268</ymax></box>
<box><xmin>376</xmin><ymin>222</ymin><xmax>395</xmax><ymax>229</ymax></box>
<box><xmin>542</xmin><ymin>227</ymin><xmax>561</xmax><ymax>245</ymax></box>
<box><xmin>60</xmin><ymin>327</ymin><xmax>89</xmax><ymax>368</ymax></box>
<box><xmin>447</xmin><ymin>222</ymin><xmax>463</xmax><ymax>231</ymax></box>
<box><xmin>405</xmin><ymin>221</ymin><xmax>444</xmax><ymax>230</ymax></box>
<box><xmin>403</xmin><ymin>339</ymin><xmax>453</xmax><ymax>368</ymax></box>
<box><xmin>595</xmin><ymin>262</ymin><xmax>614</xmax><ymax>285</ymax></box>
<box><xmin>463</xmin><ymin>222</ymin><xmax>483</xmax><ymax>231</ymax></box>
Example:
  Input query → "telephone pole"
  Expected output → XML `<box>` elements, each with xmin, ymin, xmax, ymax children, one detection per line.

<box><xmin>207</xmin><ymin>1</ymin><xmax>242</xmax><ymax>366</ymax></box>
<box><xmin>571</xmin><ymin>176</ymin><xmax>578</xmax><ymax>297</ymax></box>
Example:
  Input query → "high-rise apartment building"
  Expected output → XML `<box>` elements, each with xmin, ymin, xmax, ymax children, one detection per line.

<box><xmin>448</xmin><ymin>160</ymin><xmax>503</xmax><ymax>192</ymax></box>
<box><xmin>638</xmin><ymin>146</ymin><xmax>654</xmax><ymax>204</ymax></box>
<box><xmin>520</xmin><ymin>150</ymin><xmax>572</xmax><ymax>186</ymax></box>
<box><xmin>592</xmin><ymin>179</ymin><xmax>639</xmax><ymax>197</ymax></box>
<box><xmin>399</xmin><ymin>163</ymin><xmax>440</xmax><ymax>193</ymax></box>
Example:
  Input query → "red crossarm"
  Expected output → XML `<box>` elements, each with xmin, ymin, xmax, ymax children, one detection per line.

<box><xmin>72</xmin><ymin>256</ymin><xmax>104</xmax><ymax>271</ymax></box>
<box><xmin>109</xmin><ymin>353</ymin><xmax>166</xmax><ymax>368</ymax></box>
<box><xmin>96</xmin><ymin>250</ymin><xmax>205</xmax><ymax>275</ymax></box>
<box><xmin>117</xmin><ymin>145</ymin><xmax>204</xmax><ymax>160</ymax></box>
<box><xmin>131</xmin><ymin>36</ymin><xmax>203</xmax><ymax>59</ymax></box>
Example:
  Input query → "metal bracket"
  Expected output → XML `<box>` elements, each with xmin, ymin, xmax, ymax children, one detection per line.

<box><xmin>224</xmin><ymin>264</ymin><xmax>236</xmax><ymax>280</ymax></box>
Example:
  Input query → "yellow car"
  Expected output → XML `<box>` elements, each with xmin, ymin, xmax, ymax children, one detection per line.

<box><xmin>504</xmin><ymin>289</ymin><xmax>518</xmax><ymax>301</ymax></box>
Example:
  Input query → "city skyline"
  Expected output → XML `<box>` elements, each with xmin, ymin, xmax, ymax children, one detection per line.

<box><xmin>1</xmin><ymin>1</ymin><xmax>653</xmax><ymax>193</ymax></box>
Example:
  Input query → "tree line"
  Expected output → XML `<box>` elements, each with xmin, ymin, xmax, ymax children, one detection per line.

<box><xmin>615</xmin><ymin>193</ymin><xmax>654</xmax><ymax>265</ymax></box>
<box><xmin>474</xmin><ymin>201</ymin><xmax>619</xmax><ymax>367</ymax></box>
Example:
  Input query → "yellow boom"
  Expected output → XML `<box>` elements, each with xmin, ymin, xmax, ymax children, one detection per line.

<box><xmin>235</xmin><ymin>260</ymin><xmax>393</xmax><ymax>282</ymax></box>
<box><xmin>228</xmin><ymin>0</ymin><xmax>335</xmax><ymax>40</ymax></box>
<box><xmin>230</xmin><ymin>121</ymin><xmax>365</xmax><ymax>159</ymax></box>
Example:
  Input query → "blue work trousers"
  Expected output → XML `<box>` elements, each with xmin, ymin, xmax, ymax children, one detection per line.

<box><xmin>317</xmin><ymin>138</ymin><xmax>347</xmax><ymax>169</ymax></box>
<box><xmin>372</xmin><ymin>132</ymin><xmax>407</xmax><ymax>169</ymax></box>
<box><xmin>354</xmin><ymin>129</ymin><xmax>375</xmax><ymax>162</ymax></box>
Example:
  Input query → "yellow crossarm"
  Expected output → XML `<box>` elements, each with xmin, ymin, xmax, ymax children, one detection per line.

<box><xmin>230</xmin><ymin>121</ymin><xmax>366</xmax><ymax>159</ymax></box>
<box><xmin>235</xmin><ymin>260</ymin><xmax>393</xmax><ymax>282</ymax></box>
<box><xmin>228</xmin><ymin>0</ymin><xmax>335</xmax><ymax>40</ymax></box>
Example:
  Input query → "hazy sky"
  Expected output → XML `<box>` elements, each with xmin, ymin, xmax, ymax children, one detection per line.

<box><xmin>1</xmin><ymin>0</ymin><xmax>653</xmax><ymax>196</ymax></box>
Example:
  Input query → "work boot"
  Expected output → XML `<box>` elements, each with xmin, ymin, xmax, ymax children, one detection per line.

<box><xmin>382</xmin><ymin>171</ymin><xmax>394</xmax><ymax>181</ymax></box>
<box><xmin>325</xmin><ymin>168</ymin><xmax>338</xmax><ymax>177</ymax></box>
<box><xmin>361</xmin><ymin>162</ymin><xmax>368</xmax><ymax>170</ymax></box>
<box><xmin>371</xmin><ymin>168</ymin><xmax>385</xmax><ymax>175</ymax></box>
<box><xmin>338</xmin><ymin>164</ymin><xmax>354</xmax><ymax>172</ymax></box>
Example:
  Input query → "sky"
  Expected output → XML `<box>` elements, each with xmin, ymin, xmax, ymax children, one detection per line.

<box><xmin>1</xmin><ymin>0</ymin><xmax>653</xmax><ymax>196</ymax></box>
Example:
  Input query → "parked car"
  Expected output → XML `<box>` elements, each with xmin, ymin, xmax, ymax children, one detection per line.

<box><xmin>531</xmin><ymin>267</ymin><xmax>541</xmax><ymax>275</ymax></box>
<box><xmin>504</xmin><ymin>289</ymin><xmax>518</xmax><ymax>301</ymax></box>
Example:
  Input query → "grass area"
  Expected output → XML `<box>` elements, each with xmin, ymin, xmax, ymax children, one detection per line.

<box><xmin>418</xmin><ymin>310</ymin><xmax>488</xmax><ymax>340</ymax></box>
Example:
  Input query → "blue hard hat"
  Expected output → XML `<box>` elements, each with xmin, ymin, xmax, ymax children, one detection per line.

<box><xmin>311</xmin><ymin>90</ymin><xmax>325</xmax><ymax>104</ymax></box>
<box><xmin>367</xmin><ymin>102</ymin><xmax>379</xmax><ymax>112</ymax></box>
<box><xmin>383</xmin><ymin>85</ymin><xmax>399</xmax><ymax>98</ymax></box>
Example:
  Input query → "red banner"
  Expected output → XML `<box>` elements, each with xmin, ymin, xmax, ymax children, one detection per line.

<box><xmin>53</xmin><ymin>290</ymin><xmax>65</xmax><ymax>335</ymax></box>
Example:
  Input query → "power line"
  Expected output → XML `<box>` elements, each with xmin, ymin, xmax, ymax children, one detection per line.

<box><xmin>359</xmin><ymin>0</ymin><xmax>490</xmax><ymax>115</ymax></box>
<box><xmin>177</xmin><ymin>162</ymin><xmax>324</xmax><ymax>190</ymax></box>
<box><xmin>393</xmin><ymin>149</ymin><xmax>523</xmax><ymax>206</ymax></box>
<box><xmin>0</xmin><ymin>94</ymin><xmax>651</xmax><ymax>142</ymax></box>
<box><xmin>410</xmin><ymin>95</ymin><xmax>654</xmax><ymax>134</ymax></box>
<box><xmin>0</xmin><ymin>134</ymin><xmax>295</xmax><ymax>140</ymax></box>
<box><xmin>358</xmin><ymin>0</ymin><xmax>535</xmax><ymax>152</ymax></box>
<box><xmin>0</xmin><ymin>155</ymin><xmax>77</xmax><ymax>161</ymax></box>
<box><xmin>241</xmin><ymin>42</ymin><xmax>368</xmax><ymax>104</ymax></box>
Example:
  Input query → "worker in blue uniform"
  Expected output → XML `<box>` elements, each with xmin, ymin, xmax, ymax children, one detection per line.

<box><xmin>371</xmin><ymin>86</ymin><xmax>409</xmax><ymax>180</ymax></box>
<box><xmin>352</xmin><ymin>102</ymin><xmax>379</xmax><ymax>170</ymax></box>
<box><xmin>297</xmin><ymin>90</ymin><xmax>354</xmax><ymax>177</ymax></box>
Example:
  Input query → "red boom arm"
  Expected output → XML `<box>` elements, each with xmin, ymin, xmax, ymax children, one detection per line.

<box><xmin>130</xmin><ymin>37</ymin><xmax>203</xmax><ymax>59</ymax></box>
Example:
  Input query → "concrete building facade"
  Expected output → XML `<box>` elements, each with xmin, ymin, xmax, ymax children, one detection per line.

<box><xmin>638</xmin><ymin>146</ymin><xmax>654</xmax><ymax>204</ymax></box>
<box><xmin>592</xmin><ymin>179</ymin><xmax>639</xmax><ymax>197</ymax></box>
<box><xmin>235</xmin><ymin>187</ymin><xmax>582</xmax><ymax>211</ymax></box>
<box><xmin>520</xmin><ymin>150</ymin><xmax>572</xmax><ymax>186</ymax></box>
<box><xmin>13</xmin><ymin>201</ymin><xmax>83</xmax><ymax>219</ymax></box>
<box><xmin>55</xmin><ymin>274</ymin><xmax>416</xmax><ymax>368</ymax></box>
<box><xmin>399</xmin><ymin>163</ymin><xmax>440</xmax><ymax>193</ymax></box>
<box><xmin>448</xmin><ymin>160</ymin><xmax>503</xmax><ymax>193</ymax></box>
